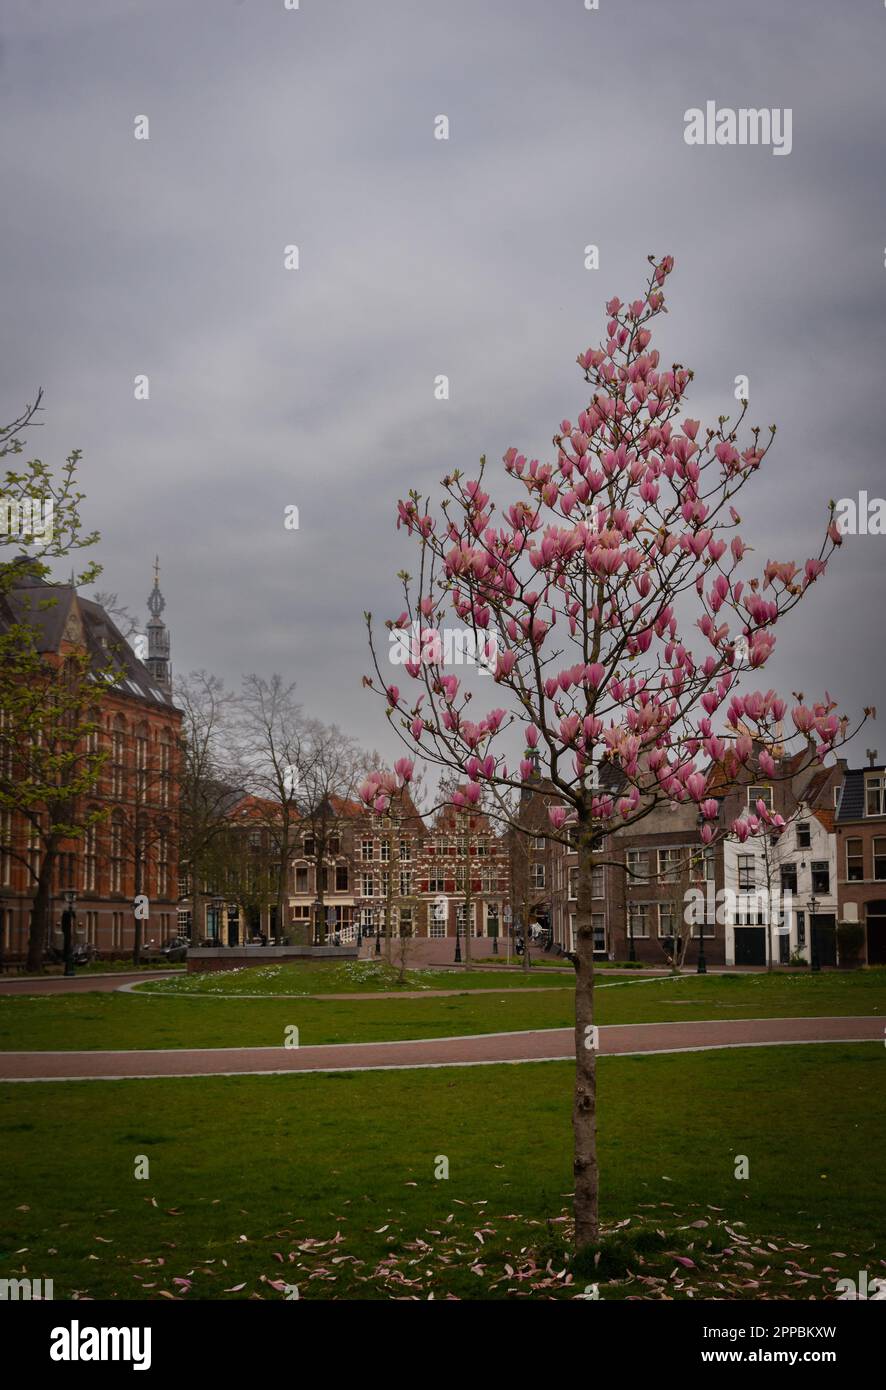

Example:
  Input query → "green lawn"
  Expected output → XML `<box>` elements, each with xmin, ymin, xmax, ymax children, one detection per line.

<box><xmin>0</xmin><ymin>970</ymin><xmax>882</xmax><ymax>1053</ymax></box>
<box><xmin>136</xmin><ymin>958</ymin><xmax>573</xmax><ymax>995</ymax></box>
<box><xmin>1</xmin><ymin>1044</ymin><xmax>883</xmax><ymax>1300</ymax></box>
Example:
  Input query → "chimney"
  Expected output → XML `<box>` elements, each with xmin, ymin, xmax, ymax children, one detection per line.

<box><xmin>866</xmin><ymin>748</ymin><xmax>879</xmax><ymax>768</ymax></box>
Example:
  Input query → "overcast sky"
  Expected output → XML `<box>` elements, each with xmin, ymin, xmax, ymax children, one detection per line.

<box><xmin>3</xmin><ymin>0</ymin><xmax>884</xmax><ymax>768</ymax></box>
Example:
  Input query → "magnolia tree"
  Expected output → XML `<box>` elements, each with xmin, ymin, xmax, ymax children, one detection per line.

<box><xmin>362</xmin><ymin>255</ymin><xmax>865</xmax><ymax>1251</ymax></box>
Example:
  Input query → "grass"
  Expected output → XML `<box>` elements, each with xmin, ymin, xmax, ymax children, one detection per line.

<box><xmin>1</xmin><ymin>1043</ymin><xmax>883</xmax><ymax>1300</ymax></box>
<box><xmin>0</xmin><ymin>970</ymin><xmax>882</xmax><ymax>1053</ymax></box>
<box><xmin>135</xmin><ymin>958</ymin><xmax>572</xmax><ymax>995</ymax></box>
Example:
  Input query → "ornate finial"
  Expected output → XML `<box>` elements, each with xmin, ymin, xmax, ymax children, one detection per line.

<box><xmin>147</xmin><ymin>556</ymin><xmax>165</xmax><ymax>619</ymax></box>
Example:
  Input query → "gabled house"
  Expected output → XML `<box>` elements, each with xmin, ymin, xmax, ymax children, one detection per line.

<box><xmin>835</xmin><ymin>756</ymin><xmax>886</xmax><ymax>965</ymax></box>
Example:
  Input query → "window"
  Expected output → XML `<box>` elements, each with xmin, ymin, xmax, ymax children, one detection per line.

<box><xmin>399</xmin><ymin>870</ymin><xmax>412</xmax><ymax>897</ymax></box>
<box><xmin>295</xmin><ymin>865</ymin><xmax>309</xmax><ymax>893</ymax></box>
<box><xmin>811</xmin><ymin>861</ymin><xmax>830</xmax><ymax>895</ymax></box>
<box><xmin>780</xmin><ymin>863</ymin><xmax>798</xmax><ymax>895</ymax></box>
<box><xmin>335</xmin><ymin>865</ymin><xmax>348</xmax><ymax>893</ymax></box>
<box><xmin>157</xmin><ymin>831</ymin><xmax>169</xmax><ymax>898</ymax></box>
<box><xmin>135</xmin><ymin>723</ymin><xmax>148</xmax><ymax>800</ymax></box>
<box><xmin>846</xmin><ymin>838</ymin><xmax>864</xmax><ymax>882</ymax></box>
<box><xmin>691</xmin><ymin>917</ymin><xmax>716</xmax><ymax>939</ymax></box>
<box><xmin>361</xmin><ymin>840</ymin><xmax>373</xmax><ymax>862</ymax></box>
<box><xmin>380</xmin><ymin>840</ymin><xmax>391</xmax><ymax>863</ymax></box>
<box><xmin>796</xmin><ymin>910</ymin><xmax>806</xmax><ymax>947</ymax></box>
<box><xmin>626</xmin><ymin>849</ymin><xmax>648</xmax><ymax>885</ymax></box>
<box><xmin>533</xmin><ymin>835</ymin><xmax>546</xmax><ymax>850</ymax></box>
<box><xmin>658</xmin><ymin>902</ymin><xmax>677</xmax><ymax>938</ymax></box>
<box><xmin>748</xmin><ymin>785</ymin><xmax>773</xmax><ymax>811</ymax></box>
<box><xmin>657</xmin><ymin>848</ymin><xmax>682</xmax><ymax>884</ymax></box>
<box><xmin>455</xmin><ymin>902</ymin><xmax>476</xmax><ymax>932</ymax></box>
<box><xmin>591</xmin><ymin>865</ymin><xmax>604</xmax><ymax>898</ymax></box>
<box><xmin>399</xmin><ymin>839</ymin><xmax>411</xmax><ymax>861</ymax></box>
<box><xmin>0</xmin><ymin>810</ymin><xmax>11</xmax><ymax>887</ymax></box>
<box><xmin>530</xmin><ymin>862</ymin><xmax>546</xmax><ymax>890</ymax></box>
<box><xmin>866</xmin><ymin>776</ymin><xmax>885</xmax><ymax>817</ymax></box>
<box><xmin>874</xmin><ymin>838</ymin><xmax>886</xmax><ymax>881</ymax></box>
<box><xmin>476</xmin><ymin>839</ymin><xmax>488</xmax><ymax>856</ymax></box>
<box><xmin>429</xmin><ymin>870</ymin><xmax>445</xmax><ymax>893</ymax></box>
<box><xmin>592</xmin><ymin>913</ymin><xmax>605</xmax><ymax>953</ymax></box>
<box><xmin>738</xmin><ymin>855</ymin><xmax>755</xmax><ymax>891</ymax></box>
<box><xmin>303</xmin><ymin>835</ymin><xmax>315</xmax><ymax>857</ymax></box>
<box><xmin>110</xmin><ymin>814</ymin><xmax>123</xmax><ymax>894</ymax></box>
<box><xmin>159</xmin><ymin>731</ymin><xmax>171</xmax><ymax>808</ymax></box>
<box><xmin>111</xmin><ymin>716</ymin><xmax>126</xmax><ymax>798</ymax></box>
<box><xmin>627</xmin><ymin>903</ymin><xmax>650</xmax><ymax>938</ymax></box>
<box><xmin>429</xmin><ymin>906</ymin><xmax>446</xmax><ymax>937</ymax></box>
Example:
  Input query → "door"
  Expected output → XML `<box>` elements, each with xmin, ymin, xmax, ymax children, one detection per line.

<box><xmin>866</xmin><ymin>903</ymin><xmax>886</xmax><ymax>965</ymax></box>
<box><xmin>811</xmin><ymin>914</ymin><xmax>836</xmax><ymax>967</ymax></box>
<box><xmin>734</xmin><ymin>927</ymin><xmax>766</xmax><ymax>966</ymax></box>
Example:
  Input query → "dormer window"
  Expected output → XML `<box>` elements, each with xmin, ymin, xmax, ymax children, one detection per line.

<box><xmin>865</xmin><ymin>776</ymin><xmax>885</xmax><ymax>817</ymax></box>
<box><xmin>748</xmin><ymin>785</ymin><xmax>773</xmax><ymax>811</ymax></box>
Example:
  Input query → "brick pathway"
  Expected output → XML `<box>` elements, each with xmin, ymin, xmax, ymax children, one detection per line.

<box><xmin>0</xmin><ymin>1015</ymin><xmax>880</xmax><ymax>1082</ymax></box>
<box><xmin>0</xmin><ymin>971</ymin><xmax>180</xmax><ymax>995</ymax></box>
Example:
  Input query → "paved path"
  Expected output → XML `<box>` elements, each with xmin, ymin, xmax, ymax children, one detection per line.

<box><xmin>0</xmin><ymin>1015</ymin><xmax>879</xmax><ymax>1082</ymax></box>
<box><xmin>0</xmin><ymin>971</ymin><xmax>181</xmax><ymax>995</ymax></box>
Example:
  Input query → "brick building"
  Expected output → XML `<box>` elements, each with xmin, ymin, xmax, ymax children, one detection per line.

<box><xmin>0</xmin><ymin>565</ymin><xmax>181</xmax><ymax>960</ymax></box>
<box><xmin>835</xmin><ymin>755</ymin><xmax>886</xmax><ymax>965</ymax></box>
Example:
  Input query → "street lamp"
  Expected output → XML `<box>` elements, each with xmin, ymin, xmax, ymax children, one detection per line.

<box><xmin>491</xmin><ymin>906</ymin><xmax>499</xmax><ymax>955</ymax></box>
<box><xmin>809</xmin><ymin>893</ymin><xmax>820</xmax><ymax>973</ymax></box>
<box><xmin>61</xmin><ymin>889</ymin><xmax>77</xmax><ymax>977</ymax></box>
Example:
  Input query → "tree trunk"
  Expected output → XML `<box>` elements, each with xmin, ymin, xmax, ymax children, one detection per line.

<box><xmin>572</xmin><ymin>823</ymin><xmax>599</xmax><ymax>1251</ymax></box>
<box><xmin>27</xmin><ymin>840</ymin><xmax>57</xmax><ymax>973</ymax></box>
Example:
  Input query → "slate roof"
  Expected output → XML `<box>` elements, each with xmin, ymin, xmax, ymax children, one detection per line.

<box><xmin>0</xmin><ymin>566</ymin><xmax>177</xmax><ymax>711</ymax></box>
<box><xmin>835</xmin><ymin>766</ymin><xmax>886</xmax><ymax>823</ymax></box>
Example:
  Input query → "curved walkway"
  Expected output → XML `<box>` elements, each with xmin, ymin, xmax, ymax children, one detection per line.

<box><xmin>0</xmin><ymin>1015</ymin><xmax>879</xmax><ymax>1082</ymax></box>
<box><xmin>0</xmin><ymin>971</ymin><xmax>181</xmax><ymax>995</ymax></box>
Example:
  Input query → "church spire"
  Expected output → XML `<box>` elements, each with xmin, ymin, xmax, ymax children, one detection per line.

<box><xmin>145</xmin><ymin>555</ymin><xmax>171</xmax><ymax>691</ymax></box>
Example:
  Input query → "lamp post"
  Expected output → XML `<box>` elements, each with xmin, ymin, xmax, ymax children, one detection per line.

<box><xmin>61</xmin><ymin>889</ymin><xmax>77</xmax><ymax>977</ymax></box>
<box><xmin>809</xmin><ymin>893</ymin><xmax>820</xmax><ymax>973</ymax></box>
<box><xmin>491</xmin><ymin>905</ymin><xmax>499</xmax><ymax>955</ymax></box>
<box><xmin>454</xmin><ymin>913</ymin><xmax>462</xmax><ymax>964</ymax></box>
<box><xmin>356</xmin><ymin>908</ymin><xmax>363</xmax><ymax>950</ymax></box>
